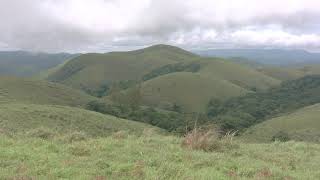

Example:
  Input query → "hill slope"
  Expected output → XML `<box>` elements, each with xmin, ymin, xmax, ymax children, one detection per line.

<box><xmin>140</xmin><ymin>72</ymin><xmax>248</xmax><ymax>112</ymax></box>
<box><xmin>0</xmin><ymin>77</ymin><xmax>95</xmax><ymax>107</ymax></box>
<box><xmin>0</xmin><ymin>103</ymin><xmax>158</xmax><ymax>137</ymax></box>
<box><xmin>135</xmin><ymin>58</ymin><xmax>280</xmax><ymax>112</ymax></box>
<box><xmin>47</xmin><ymin>44</ymin><xmax>199</xmax><ymax>91</ymax></box>
<box><xmin>0</xmin><ymin>51</ymin><xmax>77</xmax><ymax>77</ymax></box>
<box><xmin>243</xmin><ymin>104</ymin><xmax>320</xmax><ymax>142</ymax></box>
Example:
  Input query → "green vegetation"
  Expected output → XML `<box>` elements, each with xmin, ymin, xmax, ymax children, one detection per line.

<box><xmin>0</xmin><ymin>77</ymin><xmax>95</xmax><ymax>106</ymax></box>
<box><xmin>207</xmin><ymin>75</ymin><xmax>320</xmax><ymax>132</ymax></box>
<box><xmin>2</xmin><ymin>44</ymin><xmax>320</xmax><ymax>179</ymax></box>
<box><xmin>86</xmin><ymin>100</ymin><xmax>195</xmax><ymax>133</ymax></box>
<box><xmin>47</xmin><ymin>45</ymin><xmax>199</xmax><ymax>92</ymax></box>
<box><xmin>243</xmin><ymin>103</ymin><xmax>320</xmax><ymax>143</ymax></box>
<box><xmin>1</xmin><ymin>132</ymin><xmax>320</xmax><ymax>179</ymax></box>
<box><xmin>46</xmin><ymin>45</ymin><xmax>281</xmax><ymax>112</ymax></box>
<box><xmin>142</xmin><ymin>62</ymin><xmax>201</xmax><ymax>81</ymax></box>
<box><xmin>0</xmin><ymin>51</ymin><xmax>76</xmax><ymax>77</ymax></box>
<box><xmin>140</xmin><ymin>72</ymin><xmax>248</xmax><ymax>112</ymax></box>
<box><xmin>0</xmin><ymin>103</ymin><xmax>158</xmax><ymax>137</ymax></box>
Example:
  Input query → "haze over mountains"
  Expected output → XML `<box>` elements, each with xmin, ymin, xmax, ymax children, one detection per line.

<box><xmin>195</xmin><ymin>49</ymin><xmax>320</xmax><ymax>66</ymax></box>
<box><xmin>0</xmin><ymin>51</ymin><xmax>78</xmax><ymax>77</ymax></box>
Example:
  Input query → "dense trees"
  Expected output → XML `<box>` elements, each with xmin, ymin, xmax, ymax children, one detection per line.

<box><xmin>207</xmin><ymin>75</ymin><xmax>320</xmax><ymax>132</ymax></box>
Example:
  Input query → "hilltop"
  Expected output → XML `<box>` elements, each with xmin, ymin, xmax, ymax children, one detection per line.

<box><xmin>47</xmin><ymin>44</ymin><xmax>199</xmax><ymax>92</ymax></box>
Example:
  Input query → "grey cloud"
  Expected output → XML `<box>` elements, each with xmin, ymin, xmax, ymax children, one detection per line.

<box><xmin>0</xmin><ymin>0</ymin><xmax>319</xmax><ymax>52</ymax></box>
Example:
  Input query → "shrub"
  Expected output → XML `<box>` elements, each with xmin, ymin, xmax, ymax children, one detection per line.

<box><xmin>182</xmin><ymin>127</ymin><xmax>239</xmax><ymax>152</ymax></box>
<box><xmin>181</xmin><ymin>127</ymin><xmax>221</xmax><ymax>152</ymax></box>
<box><xmin>272</xmin><ymin>131</ymin><xmax>290</xmax><ymax>142</ymax></box>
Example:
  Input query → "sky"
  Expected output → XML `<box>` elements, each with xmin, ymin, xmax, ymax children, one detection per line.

<box><xmin>0</xmin><ymin>0</ymin><xmax>320</xmax><ymax>53</ymax></box>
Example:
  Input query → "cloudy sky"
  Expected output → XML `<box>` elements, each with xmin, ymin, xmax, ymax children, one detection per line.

<box><xmin>1</xmin><ymin>0</ymin><xmax>320</xmax><ymax>52</ymax></box>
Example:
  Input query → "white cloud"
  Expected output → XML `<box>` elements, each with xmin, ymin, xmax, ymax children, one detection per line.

<box><xmin>0</xmin><ymin>0</ymin><xmax>319</xmax><ymax>52</ymax></box>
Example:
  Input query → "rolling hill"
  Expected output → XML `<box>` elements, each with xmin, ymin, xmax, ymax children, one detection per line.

<box><xmin>47</xmin><ymin>44</ymin><xmax>199</xmax><ymax>91</ymax></box>
<box><xmin>140</xmin><ymin>72</ymin><xmax>248</xmax><ymax>112</ymax></box>
<box><xmin>0</xmin><ymin>51</ymin><xmax>77</xmax><ymax>77</ymax></box>
<box><xmin>46</xmin><ymin>44</ymin><xmax>281</xmax><ymax>112</ymax></box>
<box><xmin>0</xmin><ymin>76</ymin><xmax>95</xmax><ymax>106</ymax></box>
<box><xmin>0</xmin><ymin>103</ymin><xmax>159</xmax><ymax>137</ymax></box>
<box><xmin>135</xmin><ymin>58</ymin><xmax>280</xmax><ymax>112</ymax></box>
<box><xmin>243</xmin><ymin>104</ymin><xmax>320</xmax><ymax>142</ymax></box>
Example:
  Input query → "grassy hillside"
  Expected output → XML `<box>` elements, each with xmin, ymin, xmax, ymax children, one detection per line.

<box><xmin>0</xmin><ymin>51</ymin><xmax>77</xmax><ymax>77</ymax></box>
<box><xmin>199</xmin><ymin>58</ymin><xmax>280</xmax><ymax>90</ymax></box>
<box><xmin>47</xmin><ymin>45</ymin><xmax>199</xmax><ymax>91</ymax></box>
<box><xmin>135</xmin><ymin>58</ymin><xmax>280</xmax><ymax>112</ymax></box>
<box><xmin>140</xmin><ymin>72</ymin><xmax>248</xmax><ymax>112</ymax></box>
<box><xmin>0</xmin><ymin>103</ymin><xmax>158</xmax><ymax>137</ymax></box>
<box><xmin>243</xmin><ymin>104</ymin><xmax>320</xmax><ymax>142</ymax></box>
<box><xmin>0</xmin><ymin>77</ymin><xmax>95</xmax><ymax>107</ymax></box>
<box><xmin>1</xmin><ymin>133</ymin><xmax>319</xmax><ymax>179</ymax></box>
<box><xmin>47</xmin><ymin>45</ymin><xmax>280</xmax><ymax>97</ymax></box>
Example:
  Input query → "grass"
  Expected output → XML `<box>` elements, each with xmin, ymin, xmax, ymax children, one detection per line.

<box><xmin>0</xmin><ymin>133</ymin><xmax>319</xmax><ymax>179</ymax></box>
<box><xmin>140</xmin><ymin>72</ymin><xmax>248</xmax><ymax>112</ymax></box>
<box><xmin>0</xmin><ymin>103</ymin><xmax>160</xmax><ymax>137</ymax></box>
<box><xmin>0</xmin><ymin>76</ymin><xmax>95</xmax><ymax>107</ymax></box>
<box><xmin>243</xmin><ymin>103</ymin><xmax>320</xmax><ymax>143</ymax></box>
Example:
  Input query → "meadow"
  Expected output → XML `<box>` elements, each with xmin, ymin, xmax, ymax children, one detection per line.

<box><xmin>1</xmin><ymin>131</ymin><xmax>319</xmax><ymax>180</ymax></box>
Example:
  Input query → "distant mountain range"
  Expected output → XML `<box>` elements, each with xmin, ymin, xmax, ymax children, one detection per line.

<box><xmin>0</xmin><ymin>51</ymin><xmax>78</xmax><ymax>77</ymax></box>
<box><xmin>194</xmin><ymin>49</ymin><xmax>320</xmax><ymax>66</ymax></box>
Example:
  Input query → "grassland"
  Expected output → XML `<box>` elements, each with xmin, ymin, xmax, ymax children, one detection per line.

<box><xmin>0</xmin><ymin>103</ymin><xmax>158</xmax><ymax>137</ymax></box>
<box><xmin>140</xmin><ymin>72</ymin><xmax>248</xmax><ymax>112</ymax></box>
<box><xmin>0</xmin><ymin>132</ymin><xmax>319</xmax><ymax>179</ymax></box>
<box><xmin>0</xmin><ymin>77</ymin><xmax>95</xmax><ymax>107</ymax></box>
<box><xmin>243</xmin><ymin>103</ymin><xmax>320</xmax><ymax>143</ymax></box>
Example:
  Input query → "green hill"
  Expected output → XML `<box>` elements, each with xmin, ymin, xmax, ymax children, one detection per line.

<box><xmin>135</xmin><ymin>58</ymin><xmax>280</xmax><ymax>112</ymax></box>
<box><xmin>47</xmin><ymin>44</ymin><xmax>199</xmax><ymax>92</ymax></box>
<box><xmin>140</xmin><ymin>72</ymin><xmax>248</xmax><ymax>112</ymax></box>
<box><xmin>0</xmin><ymin>103</ymin><xmax>158</xmax><ymax>137</ymax></box>
<box><xmin>243</xmin><ymin>104</ymin><xmax>320</xmax><ymax>142</ymax></box>
<box><xmin>46</xmin><ymin>44</ymin><xmax>281</xmax><ymax>112</ymax></box>
<box><xmin>0</xmin><ymin>77</ymin><xmax>95</xmax><ymax>107</ymax></box>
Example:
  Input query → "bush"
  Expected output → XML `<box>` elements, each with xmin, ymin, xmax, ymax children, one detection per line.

<box><xmin>182</xmin><ymin>127</ymin><xmax>221</xmax><ymax>152</ymax></box>
<box><xmin>272</xmin><ymin>131</ymin><xmax>290</xmax><ymax>142</ymax></box>
<box><xmin>181</xmin><ymin>127</ymin><xmax>239</xmax><ymax>152</ymax></box>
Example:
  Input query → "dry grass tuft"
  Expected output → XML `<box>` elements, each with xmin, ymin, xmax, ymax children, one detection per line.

<box><xmin>182</xmin><ymin>127</ymin><xmax>239</xmax><ymax>152</ymax></box>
